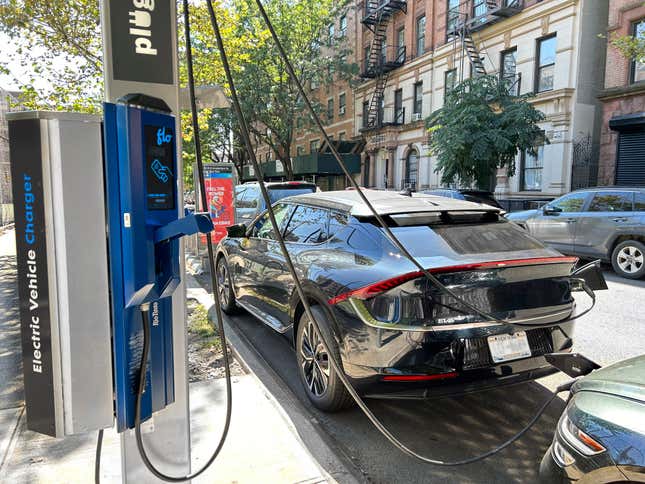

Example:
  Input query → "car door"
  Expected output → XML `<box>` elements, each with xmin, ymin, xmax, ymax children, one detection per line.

<box><xmin>573</xmin><ymin>191</ymin><xmax>635</xmax><ymax>260</ymax></box>
<box><xmin>233</xmin><ymin>203</ymin><xmax>294</xmax><ymax>328</ymax></box>
<box><xmin>527</xmin><ymin>191</ymin><xmax>590</xmax><ymax>254</ymax></box>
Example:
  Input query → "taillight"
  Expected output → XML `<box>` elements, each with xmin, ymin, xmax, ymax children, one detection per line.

<box><xmin>382</xmin><ymin>372</ymin><xmax>458</xmax><ymax>382</ymax></box>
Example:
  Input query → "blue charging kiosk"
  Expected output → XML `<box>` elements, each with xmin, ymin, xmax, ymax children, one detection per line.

<box><xmin>103</xmin><ymin>94</ymin><xmax>213</xmax><ymax>431</ymax></box>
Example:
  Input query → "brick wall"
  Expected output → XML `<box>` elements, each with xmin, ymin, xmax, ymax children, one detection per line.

<box><xmin>598</xmin><ymin>0</ymin><xmax>645</xmax><ymax>185</ymax></box>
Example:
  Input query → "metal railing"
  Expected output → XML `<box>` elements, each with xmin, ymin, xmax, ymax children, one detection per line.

<box><xmin>364</xmin><ymin>0</ymin><xmax>408</xmax><ymax>20</ymax></box>
<box><xmin>362</xmin><ymin>45</ymin><xmax>406</xmax><ymax>77</ymax></box>
<box><xmin>447</xmin><ymin>0</ymin><xmax>523</xmax><ymax>33</ymax></box>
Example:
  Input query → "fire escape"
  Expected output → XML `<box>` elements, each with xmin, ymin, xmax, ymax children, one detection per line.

<box><xmin>360</xmin><ymin>0</ymin><xmax>407</xmax><ymax>130</ymax></box>
<box><xmin>448</xmin><ymin>0</ymin><xmax>523</xmax><ymax>91</ymax></box>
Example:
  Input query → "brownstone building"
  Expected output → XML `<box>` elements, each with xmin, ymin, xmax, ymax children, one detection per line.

<box><xmin>598</xmin><ymin>0</ymin><xmax>645</xmax><ymax>187</ymax></box>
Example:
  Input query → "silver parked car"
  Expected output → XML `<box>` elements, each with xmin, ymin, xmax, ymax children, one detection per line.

<box><xmin>506</xmin><ymin>188</ymin><xmax>645</xmax><ymax>279</ymax></box>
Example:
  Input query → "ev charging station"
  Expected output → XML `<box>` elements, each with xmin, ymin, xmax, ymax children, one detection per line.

<box><xmin>7</xmin><ymin>0</ymin><xmax>210</xmax><ymax>481</ymax></box>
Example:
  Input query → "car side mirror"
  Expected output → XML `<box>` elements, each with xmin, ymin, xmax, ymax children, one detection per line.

<box><xmin>543</xmin><ymin>205</ymin><xmax>562</xmax><ymax>215</ymax></box>
<box><xmin>226</xmin><ymin>223</ymin><xmax>247</xmax><ymax>238</ymax></box>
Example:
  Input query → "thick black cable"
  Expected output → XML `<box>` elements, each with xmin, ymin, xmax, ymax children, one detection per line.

<box><xmin>128</xmin><ymin>1</ymin><xmax>234</xmax><ymax>481</ymax></box>
<box><xmin>203</xmin><ymin>0</ymin><xmax>576</xmax><ymax>465</ymax></box>
<box><xmin>94</xmin><ymin>429</ymin><xmax>103</xmax><ymax>484</ymax></box>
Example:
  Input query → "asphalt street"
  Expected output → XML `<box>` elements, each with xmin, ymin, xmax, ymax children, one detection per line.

<box><xmin>199</xmin><ymin>266</ymin><xmax>645</xmax><ymax>484</ymax></box>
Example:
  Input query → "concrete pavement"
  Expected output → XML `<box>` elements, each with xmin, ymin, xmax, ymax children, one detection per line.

<box><xmin>0</xmin><ymin>228</ymin><xmax>357</xmax><ymax>483</ymax></box>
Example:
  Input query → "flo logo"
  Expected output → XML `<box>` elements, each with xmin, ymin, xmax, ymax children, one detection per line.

<box><xmin>156</xmin><ymin>127</ymin><xmax>172</xmax><ymax>145</ymax></box>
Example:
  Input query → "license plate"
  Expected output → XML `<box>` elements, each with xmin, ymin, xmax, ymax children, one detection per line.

<box><xmin>487</xmin><ymin>332</ymin><xmax>531</xmax><ymax>363</ymax></box>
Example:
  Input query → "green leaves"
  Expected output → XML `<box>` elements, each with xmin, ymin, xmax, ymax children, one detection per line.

<box><xmin>426</xmin><ymin>74</ymin><xmax>545</xmax><ymax>189</ymax></box>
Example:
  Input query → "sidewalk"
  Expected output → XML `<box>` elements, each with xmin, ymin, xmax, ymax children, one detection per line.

<box><xmin>0</xmin><ymin>229</ymin><xmax>354</xmax><ymax>483</ymax></box>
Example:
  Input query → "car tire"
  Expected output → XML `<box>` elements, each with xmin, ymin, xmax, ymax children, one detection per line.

<box><xmin>216</xmin><ymin>256</ymin><xmax>240</xmax><ymax>314</ymax></box>
<box><xmin>296</xmin><ymin>306</ymin><xmax>353</xmax><ymax>412</ymax></box>
<box><xmin>611</xmin><ymin>240</ymin><xmax>645</xmax><ymax>279</ymax></box>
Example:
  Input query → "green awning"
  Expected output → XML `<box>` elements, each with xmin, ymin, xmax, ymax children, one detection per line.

<box><xmin>292</xmin><ymin>152</ymin><xmax>361</xmax><ymax>175</ymax></box>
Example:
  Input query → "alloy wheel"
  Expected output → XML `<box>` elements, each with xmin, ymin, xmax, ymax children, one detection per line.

<box><xmin>617</xmin><ymin>246</ymin><xmax>644</xmax><ymax>274</ymax></box>
<box><xmin>217</xmin><ymin>260</ymin><xmax>230</xmax><ymax>307</ymax></box>
<box><xmin>300</xmin><ymin>319</ymin><xmax>330</xmax><ymax>397</ymax></box>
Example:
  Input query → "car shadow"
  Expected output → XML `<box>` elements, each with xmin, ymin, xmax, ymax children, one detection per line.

<box><xmin>226</xmin><ymin>310</ymin><xmax>565</xmax><ymax>484</ymax></box>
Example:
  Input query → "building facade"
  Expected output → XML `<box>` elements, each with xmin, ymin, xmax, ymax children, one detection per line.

<box><xmin>354</xmin><ymin>0</ymin><xmax>608</xmax><ymax>201</ymax></box>
<box><xmin>252</xmin><ymin>3</ymin><xmax>364</xmax><ymax>190</ymax></box>
<box><xmin>598</xmin><ymin>0</ymin><xmax>645</xmax><ymax>187</ymax></box>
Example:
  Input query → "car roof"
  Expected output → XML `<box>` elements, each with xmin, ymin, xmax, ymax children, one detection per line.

<box><xmin>572</xmin><ymin>186</ymin><xmax>645</xmax><ymax>193</ymax></box>
<box><xmin>282</xmin><ymin>189</ymin><xmax>500</xmax><ymax>216</ymax></box>
<box><xmin>242</xmin><ymin>181</ymin><xmax>316</xmax><ymax>188</ymax></box>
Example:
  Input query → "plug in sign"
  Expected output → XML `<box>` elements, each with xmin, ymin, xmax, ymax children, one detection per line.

<box><xmin>108</xmin><ymin>0</ymin><xmax>174</xmax><ymax>84</ymax></box>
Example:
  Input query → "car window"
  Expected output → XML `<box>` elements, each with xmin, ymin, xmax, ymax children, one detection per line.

<box><xmin>283</xmin><ymin>205</ymin><xmax>329</xmax><ymax>244</ymax></box>
<box><xmin>635</xmin><ymin>193</ymin><xmax>645</xmax><ymax>212</ymax></box>
<box><xmin>548</xmin><ymin>192</ymin><xmax>588</xmax><ymax>213</ymax></box>
<box><xmin>588</xmin><ymin>192</ymin><xmax>633</xmax><ymax>212</ymax></box>
<box><xmin>254</xmin><ymin>203</ymin><xmax>293</xmax><ymax>240</ymax></box>
<box><xmin>328</xmin><ymin>211</ymin><xmax>349</xmax><ymax>238</ymax></box>
<box><xmin>268</xmin><ymin>187</ymin><xmax>316</xmax><ymax>204</ymax></box>
<box><xmin>236</xmin><ymin>186</ymin><xmax>258</xmax><ymax>209</ymax></box>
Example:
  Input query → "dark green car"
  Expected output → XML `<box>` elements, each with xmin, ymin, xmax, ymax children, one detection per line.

<box><xmin>540</xmin><ymin>355</ymin><xmax>645</xmax><ymax>483</ymax></box>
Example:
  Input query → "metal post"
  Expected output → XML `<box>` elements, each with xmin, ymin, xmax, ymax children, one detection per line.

<box><xmin>98</xmin><ymin>0</ymin><xmax>190</xmax><ymax>481</ymax></box>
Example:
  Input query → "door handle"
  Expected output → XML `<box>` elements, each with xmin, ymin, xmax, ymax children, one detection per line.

<box><xmin>611</xmin><ymin>217</ymin><xmax>628</xmax><ymax>222</ymax></box>
<box><xmin>564</xmin><ymin>218</ymin><xmax>576</xmax><ymax>223</ymax></box>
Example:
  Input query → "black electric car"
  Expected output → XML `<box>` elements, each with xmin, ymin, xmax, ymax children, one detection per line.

<box><xmin>216</xmin><ymin>190</ymin><xmax>579</xmax><ymax>411</ymax></box>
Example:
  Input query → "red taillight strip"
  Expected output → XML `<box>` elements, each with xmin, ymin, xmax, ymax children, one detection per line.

<box><xmin>382</xmin><ymin>372</ymin><xmax>459</xmax><ymax>382</ymax></box>
<box><xmin>328</xmin><ymin>256</ymin><xmax>578</xmax><ymax>305</ymax></box>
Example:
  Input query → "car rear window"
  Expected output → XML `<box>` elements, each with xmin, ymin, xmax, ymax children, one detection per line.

<box><xmin>377</xmin><ymin>220</ymin><xmax>543</xmax><ymax>257</ymax></box>
<box><xmin>432</xmin><ymin>221</ymin><xmax>543</xmax><ymax>254</ymax></box>
<box><xmin>268</xmin><ymin>187</ymin><xmax>315</xmax><ymax>203</ymax></box>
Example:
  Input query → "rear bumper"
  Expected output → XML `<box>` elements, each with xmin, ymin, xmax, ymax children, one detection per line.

<box><xmin>347</xmin><ymin>355</ymin><xmax>560</xmax><ymax>398</ymax></box>
<box><xmin>333</xmin><ymin>301</ymin><xmax>575</xmax><ymax>395</ymax></box>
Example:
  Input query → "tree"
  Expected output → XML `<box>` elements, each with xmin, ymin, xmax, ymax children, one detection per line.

<box><xmin>229</xmin><ymin>0</ymin><xmax>356</xmax><ymax>179</ymax></box>
<box><xmin>610</xmin><ymin>31</ymin><xmax>645</xmax><ymax>65</ymax></box>
<box><xmin>0</xmin><ymin>0</ymin><xmax>103</xmax><ymax>112</ymax></box>
<box><xmin>426</xmin><ymin>74</ymin><xmax>546</xmax><ymax>189</ymax></box>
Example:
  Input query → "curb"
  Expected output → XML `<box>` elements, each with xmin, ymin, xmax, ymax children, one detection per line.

<box><xmin>185</xmin><ymin>275</ymin><xmax>365</xmax><ymax>484</ymax></box>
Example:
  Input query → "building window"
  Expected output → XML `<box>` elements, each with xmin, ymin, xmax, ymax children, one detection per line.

<box><xmin>500</xmin><ymin>48</ymin><xmax>518</xmax><ymax>95</ymax></box>
<box><xmin>338</xmin><ymin>131</ymin><xmax>346</xmax><ymax>141</ymax></box>
<box><xmin>520</xmin><ymin>145</ymin><xmax>544</xmax><ymax>191</ymax></box>
<box><xmin>413</xmin><ymin>81</ymin><xmax>423</xmax><ymax>115</ymax></box>
<box><xmin>362</xmin><ymin>100</ymin><xmax>369</xmax><ymax>128</ymax></box>
<box><xmin>536</xmin><ymin>35</ymin><xmax>556</xmax><ymax>93</ymax></box>
<box><xmin>394</xmin><ymin>88</ymin><xmax>403</xmax><ymax>124</ymax></box>
<box><xmin>416</xmin><ymin>15</ymin><xmax>426</xmax><ymax>57</ymax></box>
<box><xmin>327</xmin><ymin>98</ymin><xmax>334</xmax><ymax>121</ymax></box>
<box><xmin>631</xmin><ymin>19</ymin><xmax>645</xmax><ymax>84</ymax></box>
<box><xmin>328</xmin><ymin>24</ymin><xmax>335</xmax><ymax>45</ymax></box>
<box><xmin>397</xmin><ymin>27</ymin><xmax>405</xmax><ymax>60</ymax></box>
<box><xmin>339</xmin><ymin>92</ymin><xmax>346</xmax><ymax>116</ymax></box>
<box><xmin>310</xmin><ymin>139</ymin><xmax>320</xmax><ymax>153</ymax></box>
<box><xmin>447</xmin><ymin>0</ymin><xmax>460</xmax><ymax>40</ymax></box>
<box><xmin>364</xmin><ymin>45</ymin><xmax>371</xmax><ymax>71</ymax></box>
<box><xmin>296</xmin><ymin>146</ymin><xmax>305</xmax><ymax>156</ymax></box>
<box><xmin>444</xmin><ymin>69</ymin><xmax>457</xmax><ymax>100</ymax></box>
<box><xmin>340</xmin><ymin>15</ymin><xmax>347</xmax><ymax>36</ymax></box>
<box><xmin>405</xmin><ymin>149</ymin><xmax>419</xmax><ymax>189</ymax></box>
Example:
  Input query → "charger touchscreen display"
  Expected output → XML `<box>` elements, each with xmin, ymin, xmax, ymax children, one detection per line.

<box><xmin>145</xmin><ymin>124</ymin><xmax>175</xmax><ymax>211</ymax></box>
